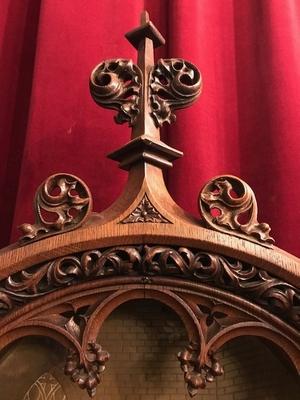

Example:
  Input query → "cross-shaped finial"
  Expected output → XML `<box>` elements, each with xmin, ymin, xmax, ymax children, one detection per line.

<box><xmin>89</xmin><ymin>11</ymin><xmax>202</xmax><ymax>169</ymax></box>
<box><xmin>125</xmin><ymin>10</ymin><xmax>165</xmax><ymax>139</ymax></box>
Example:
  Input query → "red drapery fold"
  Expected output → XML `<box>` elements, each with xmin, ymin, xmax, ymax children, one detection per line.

<box><xmin>1</xmin><ymin>0</ymin><xmax>300</xmax><ymax>256</ymax></box>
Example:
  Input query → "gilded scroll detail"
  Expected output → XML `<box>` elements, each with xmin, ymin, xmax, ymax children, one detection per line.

<box><xmin>1</xmin><ymin>246</ymin><xmax>298</xmax><ymax>328</ymax></box>
<box><xmin>199</xmin><ymin>175</ymin><xmax>274</xmax><ymax>246</ymax></box>
<box><xmin>121</xmin><ymin>194</ymin><xmax>170</xmax><ymax>223</ymax></box>
<box><xmin>19</xmin><ymin>174</ymin><xmax>92</xmax><ymax>243</ymax></box>
<box><xmin>90</xmin><ymin>59</ymin><xmax>142</xmax><ymax>126</ymax></box>
<box><xmin>150</xmin><ymin>58</ymin><xmax>202</xmax><ymax>126</ymax></box>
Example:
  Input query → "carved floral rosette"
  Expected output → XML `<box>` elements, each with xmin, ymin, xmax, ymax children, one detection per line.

<box><xmin>121</xmin><ymin>194</ymin><xmax>170</xmax><ymax>223</ymax></box>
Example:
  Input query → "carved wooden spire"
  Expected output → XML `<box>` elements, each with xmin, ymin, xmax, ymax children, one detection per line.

<box><xmin>126</xmin><ymin>10</ymin><xmax>164</xmax><ymax>139</ymax></box>
<box><xmin>90</xmin><ymin>10</ymin><xmax>202</xmax><ymax>170</ymax></box>
<box><xmin>19</xmin><ymin>12</ymin><xmax>274</xmax><ymax>250</ymax></box>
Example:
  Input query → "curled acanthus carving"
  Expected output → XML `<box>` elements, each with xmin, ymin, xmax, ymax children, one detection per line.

<box><xmin>19</xmin><ymin>174</ymin><xmax>92</xmax><ymax>243</ymax></box>
<box><xmin>199</xmin><ymin>175</ymin><xmax>274</xmax><ymax>246</ymax></box>
<box><xmin>90</xmin><ymin>59</ymin><xmax>142</xmax><ymax>126</ymax></box>
<box><xmin>1</xmin><ymin>245</ymin><xmax>299</xmax><ymax>328</ymax></box>
<box><xmin>178</xmin><ymin>343</ymin><xmax>223</xmax><ymax>397</ymax></box>
<box><xmin>65</xmin><ymin>342</ymin><xmax>110</xmax><ymax>397</ymax></box>
<box><xmin>150</xmin><ymin>58</ymin><xmax>202</xmax><ymax>126</ymax></box>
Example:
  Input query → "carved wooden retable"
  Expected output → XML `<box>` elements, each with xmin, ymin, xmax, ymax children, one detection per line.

<box><xmin>0</xmin><ymin>11</ymin><xmax>299</xmax><ymax>398</ymax></box>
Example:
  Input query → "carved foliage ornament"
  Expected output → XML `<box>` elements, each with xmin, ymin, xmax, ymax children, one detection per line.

<box><xmin>90</xmin><ymin>57</ymin><xmax>201</xmax><ymax>128</ymax></box>
<box><xmin>65</xmin><ymin>342</ymin><xmax>109</xmax><ymax>397</ymax></box>
<box><xmin>90</xmin><ymin>59</ymin><xmax>142</xmax><ymax>126</ymax></box>
<box><xmin>121</xmin><ymin>194</ymin><xmax>170</xmax><ymax>223</ymax></box>
<box><xmin>1</xmin><ymin>245</ymin><xmax>298</xmax><ymax>328</ymax></box>
<box><xmin>150</xmin><ymin>58</ymin><xmax>202</xmax><ymax>126</ymax></box>
<box><xmin>19</xmin><ymin>174</ymin><xmax>92</xmax><ymax>243</ymax></box>
<box><xmin>178</xmin><ymin>342</ymin><xmax>223</xmax><ymax>397</ymax></box>
<box><xmin>47</xmin><ymin>306</ymin><xmax>110</xmax><ymax>396</ymax></box>
<box><xmin>199</xmin><ymin>175</ymin><xmax>274</xmax><ymax>246</ymax></box>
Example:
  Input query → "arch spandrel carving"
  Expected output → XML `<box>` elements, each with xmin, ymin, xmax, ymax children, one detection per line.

<box><xmin>0</xmin><ymin>10</ymin><xmax>299</xmax><ymax>399</ymax></box>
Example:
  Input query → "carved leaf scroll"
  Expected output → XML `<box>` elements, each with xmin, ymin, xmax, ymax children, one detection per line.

<box><xmin>199</xmin><ymin>175</ymin><xmax>274</xmax><ymax>246</ymax></box>
<box><xmin>1</xmin><ymin>246</ymin><xmax>299</xmax><ymax>328</ymax></box>
<box><xmin>90</xmin><ymin>59</ymin><xmax>142</xmax><ymax>126</ymax></box>
<box><xmin>150</xmin><ymin>58</ymin><xmax>202</xmax><ymax>127</ymax></box>
<box><xmin>19</xmin><ymin>174</ymin><xmax>92</xmax><ymax>243</ymax></box>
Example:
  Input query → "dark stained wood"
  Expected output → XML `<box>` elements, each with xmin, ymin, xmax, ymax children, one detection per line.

<box><xmin>200</xmin><ymin>175</ymin><xmax>274</xmax><ymax>246</ymax></box>
<box><xmin>0</xmin><ymin>10</ymin><xmax>299</xmax><ymax>399</ymax></box>
<box><xmin>18</xmin><ymin>173</ymin><xmax>92</xmax><ymax>244</ymax></box>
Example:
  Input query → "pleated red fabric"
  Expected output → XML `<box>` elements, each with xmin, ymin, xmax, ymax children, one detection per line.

<box><xmin>1</xmin><ymin>0</ymin><xmax>300</xmax><ymax>256</ymax></box>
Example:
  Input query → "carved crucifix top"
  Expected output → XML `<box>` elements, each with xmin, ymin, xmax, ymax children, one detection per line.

<box><xmin>126</xmin><ymin>10</ymin><xmax>165</xmax><ymax>139</ymax></box>
<box><xmin>89</xmin><ymin>11</ymin><xmax>202</xmax><ymax>169</ymax></box>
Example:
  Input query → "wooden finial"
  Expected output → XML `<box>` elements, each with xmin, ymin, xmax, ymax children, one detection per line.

<box><xmin>89</xmin><ymin>12</ymin><xmax>202</xmax><ymax>169</ymax></box>
<box><xmin>140</xmin><ymin>10</ymin><xmax>149</xmax><ymax>24</ymax></box>
<box><xmin>125</xmin><ymin>10</ymin><xmax>166</xmax><ymax>139</ymax></box>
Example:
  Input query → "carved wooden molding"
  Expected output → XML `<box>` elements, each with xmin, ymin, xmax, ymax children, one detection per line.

<box><xmin>121</xmin><ymin>194</ymin><xmax>170</xmax><ymax>223</ymax></box>
<box><xmin>199</xmin><ymin>175</ymin><xmax>274</xmax><ymax>246</ymax></box>
<box><xmin>0</xmin><ymin>280</ymin><xmax>298</xmax><ymax>398</ymax></box>
<box><xmin>150</xmin><ymin>58</ymin><xmax>202</xmax><ymax>126</ymax></box>
<box><xmin>1</xmin><ymin>245</ymin><xmax>298</xmax><ymax>329</ymax></box>
<box><xmin>19</xmin><ymin>174</ymin><xmax>92</xmax><ymax>244</ymax></box>
<box><xmin>1</xmin><ymin>11</ymin><xmax>299</xmax><ymax>400</ymax></box>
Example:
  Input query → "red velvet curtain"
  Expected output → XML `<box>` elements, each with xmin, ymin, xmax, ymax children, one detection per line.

<box><xmin>1</xmin><ymin>0</ymin><xmax>300</xmax><ymax>256</ymax></box>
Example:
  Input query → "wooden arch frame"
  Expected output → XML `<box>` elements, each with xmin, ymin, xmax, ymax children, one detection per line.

<box><xmin>0</xmin><ymin>10</ymin><xmax>299</xmax><ymax>399</ymax></box>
